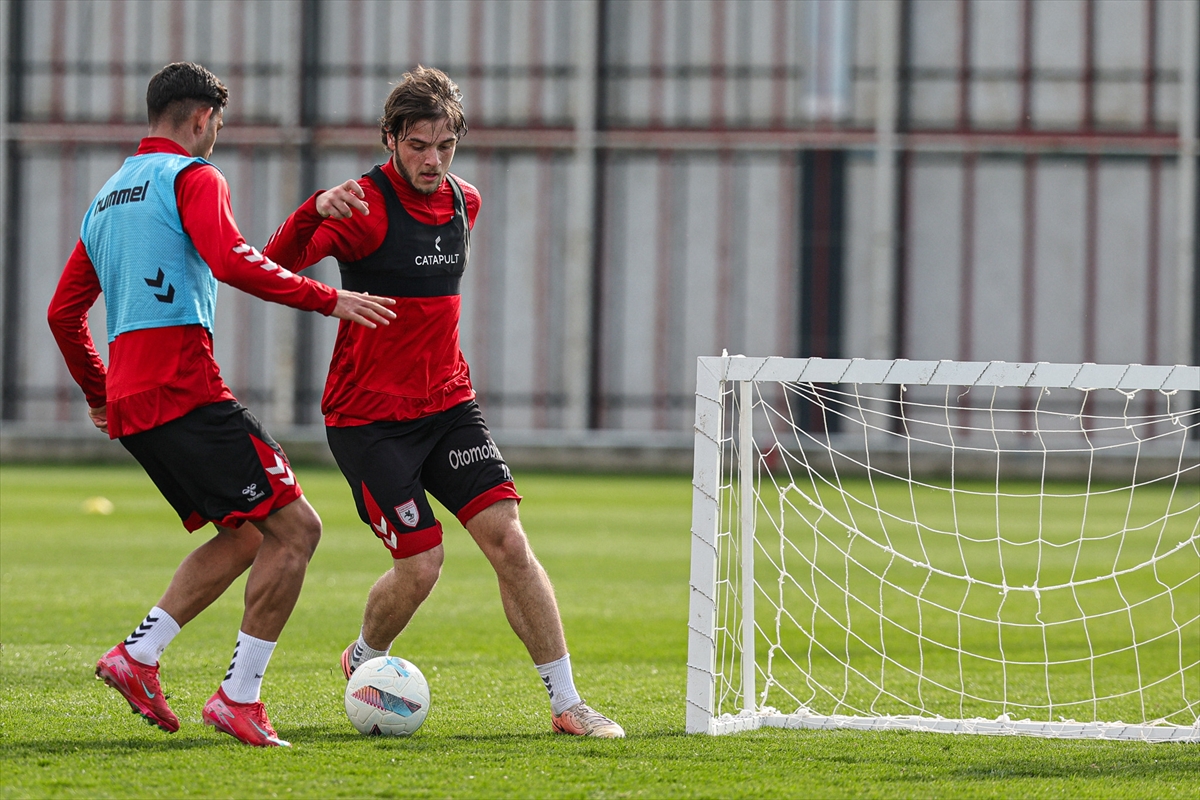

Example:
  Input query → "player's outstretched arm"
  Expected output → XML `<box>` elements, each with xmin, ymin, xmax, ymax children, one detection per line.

<box><xmin>331</xmin><ymin>290</ymin><xmax>396</xmax><ymax>329</ymax></box>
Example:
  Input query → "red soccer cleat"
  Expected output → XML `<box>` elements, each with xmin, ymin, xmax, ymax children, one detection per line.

<box><xmin>202</xmin><ymin>687</ymin><xmax>290</xmax><ymax>747</ymax></box>
<box><xmin>95</xmin><ymin>642</ymin><xmax>180</xmax><ymax>733</ymax></box>
<box><xmin>340</xmin><ymin>642</ymin><xmax>355</xmax><ymax>681</ymax></box>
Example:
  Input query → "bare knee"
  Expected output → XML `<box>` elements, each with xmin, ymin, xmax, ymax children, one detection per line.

<box><xmin>260</xmin><ymin>497</ymin><xmax>322</xmax><ymax>560</ymax></box>
<box><xmin>393</xmin><ymin>547</ymin><xmax>443</xmax><ymax>598</ymax></box>
<box><xmin>468</xmin><ymin>507</ymin><xmax>536</xmax><ymax>573</ymax></box>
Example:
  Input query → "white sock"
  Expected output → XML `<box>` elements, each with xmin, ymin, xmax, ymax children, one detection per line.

<box><xmin>123</xmin><ymin>607</ymin><xmax>180</xmax><ymax>666</ymax></box>
<box><xmin>537</xmin><ymin>653</ymin><xmax>582</xmax><ymax>716</ymax></box>
<box><xmin>349</xmin><ymin>630</ymin><xmax>390</xmax><ymax>672</ymax></box>
<box><xmin>221</xmin><ymin>631</ymin><xmax>277</xmax><ymax>704</ymax></box>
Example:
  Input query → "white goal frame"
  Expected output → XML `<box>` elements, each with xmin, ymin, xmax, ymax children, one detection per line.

<box><xmin>686</xmin><ymin>356</ymin><xmax>1200</xmax><ymax>742</ymax></box>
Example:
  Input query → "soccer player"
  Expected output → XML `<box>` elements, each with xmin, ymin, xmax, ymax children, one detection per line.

<box><xmin>263</xmin><ymin>66</ymin><xmax>624</xmax><ymax>738</ymax></box>
<box><xmin>46</xmin><ymin>63</ymin><xmax>396</xmax><ymax>747</ymax></box>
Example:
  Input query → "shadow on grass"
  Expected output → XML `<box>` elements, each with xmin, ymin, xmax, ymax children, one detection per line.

<box><xmin>953</xmin><ymin>754</ymin><xmax>1200</xmax><ymax>782</ymax></box>
<box><xmin>0</xmin><ymin>735</ymin><xmax>225</xmax><ymax>756</ymax></box>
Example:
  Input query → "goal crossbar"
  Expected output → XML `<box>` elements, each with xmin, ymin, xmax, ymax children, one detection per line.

<box><xmin>687</xmin><ymin>357</ymin><xmax>1200</xmax><ymax>741</ymax></box>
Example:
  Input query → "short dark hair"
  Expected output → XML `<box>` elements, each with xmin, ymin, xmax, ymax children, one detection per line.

<box><xmin>146</xmin><ymin>62</ymin><xmax>228</xmax><ymax>127</ymax></box>
<box><xmin>379</xmin><ymin>66</ymin><xmax>467</xmax><ymax>146</ymax></box>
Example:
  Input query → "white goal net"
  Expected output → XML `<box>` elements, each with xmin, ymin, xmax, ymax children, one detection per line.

<box><xmin>687</xmin><ymin>357</ymin><xmax>1200</xmax><ymax>742</ymax></box>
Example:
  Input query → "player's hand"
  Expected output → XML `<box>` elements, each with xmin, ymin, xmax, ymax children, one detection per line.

<box><xmin>317</xmin><ymin>180</ymin><xmax>370</xmax><ymax>219</ymax></box>
<box><xmin>88</xmin><ymin>404</ymin><xmax>109</xmax><ymax>435</ymax></box>
<box><xmin>332</xmin><ymin>290</ymin><xmax>396</xmax><ymax>328</ymax></box>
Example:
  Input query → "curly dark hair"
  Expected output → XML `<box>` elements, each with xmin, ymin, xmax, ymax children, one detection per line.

<box><xmin>379</xmin><ymin>66</ymin><xmax>467</xmax><ymax>147</ymax></box>
<box><xmin>146</xmin><ymin>62</ymin><xmax>228</xmax><ymax>127</ymax></box>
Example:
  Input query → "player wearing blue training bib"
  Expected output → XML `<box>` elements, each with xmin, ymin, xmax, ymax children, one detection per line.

<box><xmin>47</xmin><ymin>62</ymin><xmax>396</xmax><ymax>747</ymax></box>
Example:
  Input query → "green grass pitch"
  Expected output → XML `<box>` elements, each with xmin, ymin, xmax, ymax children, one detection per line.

<box><xmin>1</xmin><ymin>463</ymin><xmax>1196</xmax><ymax>799</ymax></box>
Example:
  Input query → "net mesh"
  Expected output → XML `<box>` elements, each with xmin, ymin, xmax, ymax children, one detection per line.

<box><xmin>699</xmin><ymin>364</ymin><xmax>1199</xmax><ymax>740</ymax></box>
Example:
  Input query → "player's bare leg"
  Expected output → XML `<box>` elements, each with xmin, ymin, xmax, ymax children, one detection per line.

<box><xmin>361</xmin><ymin>546</ymin><xmax>444</xmax><ymax>649</ymax></box>
<box><xmin>466</xmin><ymin>499</ymin><xmax>623</xmax><ymax>738</ymax></box>
<box><xmin>202</xmin><ymin>496</ymin><xmax>322</xmax><ymax>747</ymax></box>
<box><xmin>465</xmin><ymin>500</ymin><xmax>566</xmax><ymax>664</ymax></box>
<box><xmin>237</xmin><ymin>497</ymin><xmax>322</xmax><ymax>640</ymax></box>
<box><xmin>157</xmin><ymin>523</ymin><xmax>264</xmax><ymax>625</ymax></box>
<box><xmin>96</xmin><ymin>522</ymin><xmax>264</xmax><ymax>733</ymax></box>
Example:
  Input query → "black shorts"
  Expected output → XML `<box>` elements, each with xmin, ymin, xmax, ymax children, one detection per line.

<box><xmin>119</xmin><ymin>400</ymin><xmax>303</xmax><ymax>531</ymax></box>
<box><xmin>325</xmin><ymin>401</ymin><xmax>520</xmax><ymax>559</ymax></box>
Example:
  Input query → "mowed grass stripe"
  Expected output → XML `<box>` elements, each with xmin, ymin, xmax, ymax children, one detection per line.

<box><xmin>1</xmin><ymin>464</ymin><xmax>1196</xmax><ymax>799</ymax></box>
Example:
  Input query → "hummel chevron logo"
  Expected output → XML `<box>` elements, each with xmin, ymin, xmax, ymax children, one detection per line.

<box><xmin>434</xmin><ymin>235</ymin><xmax>442</xmax><ymax>252</ymax></box>
<box><xmin>265</xmin><ymin>454</ymin><xmax>295</xmax><ymax>486</ymax></box>
<box><xmin>144</xmin><ymin>269</ymin><xmax>176</xmax><ymax>303</ymax></box>
<box><xmin>373</xmin><ymin>516</ymin><xmax>398</xmax><ymax>549</ymax></box>
<box><xmin>233</xmin><ymin>243</ymin><xmax>264</xmax><ymax>263</ymax></box>
<box><xmin>234</xmin><ymin>243</ymin><xmax>295</xmax><ymax>279</ymax></box>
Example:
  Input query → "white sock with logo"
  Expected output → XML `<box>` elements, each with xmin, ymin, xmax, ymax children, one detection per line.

<box><xmin>537</xmin><ymin>653</ymin><xmax>582</xmax><ymax>716</ymax></box>
<box><xmin>350</xmin><ymin>630</ymin><xmax>390</xmax><ymax>672</ymax></box>
<box><xmin>123</xmin><ymin>606</ymin><xmax>180</xmax><ymax>666</ymax></box>
<box><xmin>221</xmin><ymin>631</ymin><xmax>276</xmax><ymax>704</ymax></box>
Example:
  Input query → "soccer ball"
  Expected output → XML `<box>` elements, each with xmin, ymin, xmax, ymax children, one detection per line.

<box><xmin>344</xmin><ymin>656</ymin><xmax>430</xmax><ymax>736</ymax></box>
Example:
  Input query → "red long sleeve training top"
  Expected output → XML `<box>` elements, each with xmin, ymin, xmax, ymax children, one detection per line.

<box><xmin>47</xmin><ymin>137</ymin><xmax>339</xmax><ymax>438</ymax></box>
<box><xmin>264</xmin><ymin>158</ymin><xmax>481</xmax><ymax>427</ymax></box>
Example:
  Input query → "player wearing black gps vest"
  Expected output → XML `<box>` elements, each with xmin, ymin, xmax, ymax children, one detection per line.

<box><xmin>264</xmin><ymin>66</ymin><xmax>624</xmax><ymax>738</ymax></box>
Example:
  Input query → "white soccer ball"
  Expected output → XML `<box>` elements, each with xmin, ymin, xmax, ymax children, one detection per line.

<box><xmin>344</xmin><ymin>655</ymin><xmax>430</xmax><ymax>736</ymax></box>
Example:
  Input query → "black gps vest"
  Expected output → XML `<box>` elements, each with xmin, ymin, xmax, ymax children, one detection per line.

<box><xmin>336</xmin><ymin>165</ymin><xmax>470</xmax><ymax>297</ymax></box>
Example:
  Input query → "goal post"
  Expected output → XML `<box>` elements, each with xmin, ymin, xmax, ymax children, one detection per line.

<box><xmin>686</xmin><ymin>357</ymin><xmax>1200</xmax><ymax>741</ymax></box>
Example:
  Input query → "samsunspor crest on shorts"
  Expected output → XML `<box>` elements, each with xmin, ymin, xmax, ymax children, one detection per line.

<box><xmin>395</xmin><ymin>499</ymin><xmax>420</xmax><ymax>528</ymax></box>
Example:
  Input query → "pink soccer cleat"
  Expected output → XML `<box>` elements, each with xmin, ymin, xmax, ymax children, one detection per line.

<box><xmin>95</xmin><ymin>642</ymin><xmax>180</xmax><ymax>733</ymax></box>
<box><xmin>202</xmin><ymin>687</ymin><xmax>290</xmax><ymax>747</ymax></box>
<box><xmin>340</xmin><ymin>642</ymin><xmax>355</xmax><ymax>680</ymax></box>
<box><xmin>551</xmin><ymin>702</ymin><xmax>625</xmax><ymax>738</ymax></box>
